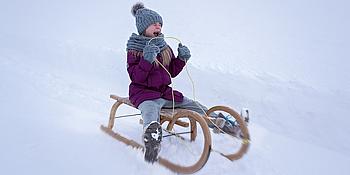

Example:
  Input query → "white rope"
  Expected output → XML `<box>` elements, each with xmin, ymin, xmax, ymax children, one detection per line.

<box><xmin>183</xmin><ymin>58</ymin><xmax>232</xmax><ymax>136</ymax></box>
<box><xmin>151</xmin><ymin>36</ymin><xmax>235</xmax><ymax>139</ymax></box>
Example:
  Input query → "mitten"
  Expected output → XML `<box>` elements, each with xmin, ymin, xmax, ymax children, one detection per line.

<box><xmin>177</xmin><ymin>43</ymin><xmax>191</xmax><ymax>61</ymax></box>
<box><xmin>143</xmin><ymin>44</ymin><xmax>160</xmax><ymax>63</ymax></box>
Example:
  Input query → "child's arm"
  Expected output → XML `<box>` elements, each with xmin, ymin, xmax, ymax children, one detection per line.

<box><xmin>127</xmin><ymin>51</ymin><xmax>153</xmax><ymax>85</ymax></box>
<box><xmin>168</xmin><ymin>48</ymin><xmax>186</xmax><ymax>78</ymax></box>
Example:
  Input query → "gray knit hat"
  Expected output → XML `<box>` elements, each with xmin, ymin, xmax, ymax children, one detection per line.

<box><xmin>131</xmin><ymin>3</ymin><xmax>163</xmax><ymax>34</ymax></box>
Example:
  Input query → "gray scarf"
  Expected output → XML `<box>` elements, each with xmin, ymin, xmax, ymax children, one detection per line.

<box><xmin>126</xmin><ymin>33</ymin><xmax>168</xmax><ymax>52</ymax></box>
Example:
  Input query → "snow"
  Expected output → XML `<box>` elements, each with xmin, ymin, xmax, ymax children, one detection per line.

<box><xmin>1</xmin><ymin>0</ymin><xmax>350</xmax><ymax>174</ymax></box>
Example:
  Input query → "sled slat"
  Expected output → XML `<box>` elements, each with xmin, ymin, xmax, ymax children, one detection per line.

<box><xmin>110</xmin><ymin>95</ymin><xmax>134</xmax><ymax>107</ymax></box>
<box><xmin>110</xmin><ymin>94</ymin><xmax>187</xmax><ymax>120</ymax></box>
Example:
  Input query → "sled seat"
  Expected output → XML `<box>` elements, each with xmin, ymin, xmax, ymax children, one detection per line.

<box><xmin>110</xmin><ymin>94</ymin><xmax>189</xmax><ymax>128</ymax></box>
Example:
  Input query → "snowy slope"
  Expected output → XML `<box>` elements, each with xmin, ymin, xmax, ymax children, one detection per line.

<box><xmin>1</xmin><ymin>0</ymin><xmax>350</xmax><ymax>175</ymax></box>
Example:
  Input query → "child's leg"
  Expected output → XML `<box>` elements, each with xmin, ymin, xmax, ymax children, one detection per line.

<box><xmin>138</xmin><ymin>98</ymin><xmax>167</xmax><ymax>163</ymax></box>
<box><xmin>163</xmin><ymin>97</ymin><xmax>217</xmax><ymax>118</ymax></box>
<box><xmin>138</xmin><ymin>98</ymin><xmax>167</xmax><ymax>128</ymax></box>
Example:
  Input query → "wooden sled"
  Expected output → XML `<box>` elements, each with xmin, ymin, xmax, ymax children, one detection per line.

<box><xmin>100</xmin><ymin>94</ymin><xmax>250</xmax><ymax>174</ymax></box>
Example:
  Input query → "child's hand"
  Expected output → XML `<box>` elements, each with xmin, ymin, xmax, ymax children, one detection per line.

<box><xmin>143</xmin><ymin>44</ymin><xmax>160</xmax><ymax>63</ymax></box>
<box><xmin>177</xmin><ymin>43</ymin><xmax>191</xmax><ymax>61</ymax></box>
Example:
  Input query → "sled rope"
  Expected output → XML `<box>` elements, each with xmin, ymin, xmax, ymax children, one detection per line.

<box><xmin>149</xmin><ymin>36</ymin><xmax>239</xmax><ymax>151</ymax></box>
<box><xmin>183</xmin><ymin>63</ymin><xmax>236</xmax><ymax>137</ymax></box>
<box><xmin>153</xmin><ymin>59</ymin><xmax>193</xmax><ymax>154</ymax></box>
<box><xmin>148</xmin><ymin>36</ymin><xmax>200</xmax><ymax>157</ymax></box>
<box><xmin>156</xmin><ymin>37</ymin><xmax>237</xmax><ymax>137</ymax></box>
<box><xmin>147</xmin><ymin>36</ymin><xmax>182</xmax><ymax>46</ymax></box>
<box><xmin>154</xmin><ymin>58</ymin><xmax>175</xmax><ymax>118</ymax></box>
<box><xmin>148</xmin><ymin>36</ymin><xmax>182</xmax><ymax>119</ymax></box>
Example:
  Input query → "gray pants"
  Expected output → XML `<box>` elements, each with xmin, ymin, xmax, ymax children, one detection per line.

<box><xmin>138</xmin><ymin>97</ymin><xmax>215</xmax><ymax>128</ymax></box>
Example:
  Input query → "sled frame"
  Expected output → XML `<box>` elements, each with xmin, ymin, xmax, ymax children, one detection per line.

<box><xmin>100</xmin><ymin>95</ymin><xmax>212</xmax><ymax>174</ymax></box>
<box><xmin>101</xmin><ymin>94</ymin><xmax>250</xmax><ymax>174</ymax></box>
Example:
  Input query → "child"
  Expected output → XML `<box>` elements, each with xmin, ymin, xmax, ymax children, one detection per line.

<box><xmin>126</xmin><ymin>3</ymin><xmax>241</xmax><ymax>163</ymax></box>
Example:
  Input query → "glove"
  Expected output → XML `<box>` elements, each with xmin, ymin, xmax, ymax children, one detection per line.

<box><xmin>177</xmin><ymin>43</ymin><xmax>191</xmax><ymax>61</ymax></box>
<box><xmin>143</xmin><ymin>44</ymin><xmax>160</xmax><ymax>63</ymax></box>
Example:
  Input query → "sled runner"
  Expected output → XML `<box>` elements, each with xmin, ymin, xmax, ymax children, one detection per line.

<box><xmin>100</xmin><ymin>94</ymin><xmax>250</xmax><ymax>174</ymax></box>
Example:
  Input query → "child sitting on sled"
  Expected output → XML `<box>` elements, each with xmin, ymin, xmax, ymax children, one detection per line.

<box><xmin>126</xmin><ymin>3</ymin><xmax>242</xmax><ymax>163</ymax></box>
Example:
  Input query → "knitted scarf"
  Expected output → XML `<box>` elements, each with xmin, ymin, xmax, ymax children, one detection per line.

<box><xmin>126</xmin><ymin>33</ymin><xmax>168</xmax><ymax>52</ymax></box>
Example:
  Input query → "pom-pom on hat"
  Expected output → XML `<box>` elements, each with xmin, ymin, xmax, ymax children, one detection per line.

<box><xmin>131</xmin><ymin>2</ymin><xmax>163</xmax><ymax>34</ymax></box>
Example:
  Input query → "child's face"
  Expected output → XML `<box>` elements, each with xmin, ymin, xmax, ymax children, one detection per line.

<box><xmin>144</xmin><ymin>22</ymin><xmax>162</xmax><ymax>37</ymax></box>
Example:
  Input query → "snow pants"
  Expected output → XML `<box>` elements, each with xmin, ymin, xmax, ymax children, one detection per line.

<box><xmin>138</xmin><ymin>97</ymin><xmax>215</xmax><ymax>128</ymax></box>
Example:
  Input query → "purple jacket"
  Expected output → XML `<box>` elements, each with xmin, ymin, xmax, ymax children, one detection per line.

<box><xmin>127</xmin><ymin>48</ymin><xmax>186</xmax><ymax>108</ymax></box>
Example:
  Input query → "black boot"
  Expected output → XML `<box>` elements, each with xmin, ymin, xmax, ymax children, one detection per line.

<box><xmin>143</xmin><ymin>121</ymin><xmax>162</xmax><ymax>163</ymax></box>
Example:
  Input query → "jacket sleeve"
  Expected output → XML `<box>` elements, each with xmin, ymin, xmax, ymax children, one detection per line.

<box><xmin>127</xmin><ymin>51</ymin><xmax>153</xmax><ymax>85</ymax></box>
<box><xmin>168</xmin><ymin>48</ymin><xmax>186</xmax><ymax>78</ymax></box>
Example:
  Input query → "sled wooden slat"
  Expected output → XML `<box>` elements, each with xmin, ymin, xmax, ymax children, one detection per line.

<box><xmin>110</xmin><ymin>94</ymin><xmax>133</xmax><ymax>107</ymax></box>
<box><xmin>110</xmin><ymin>94</ymin><xmax>189</xmax><ymax>127</ymax></box>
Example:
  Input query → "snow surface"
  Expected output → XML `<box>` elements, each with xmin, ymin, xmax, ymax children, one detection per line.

<box><xmin>1</xmin><ymin>0</ymin><xmax>350</xmax><ymax>174</ymax></box>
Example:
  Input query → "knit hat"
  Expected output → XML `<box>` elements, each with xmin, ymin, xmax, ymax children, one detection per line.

<box><xmin>131</xmin><ymin>3</ymin><xmax>163</xmax><ymax>34</ymax></box>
